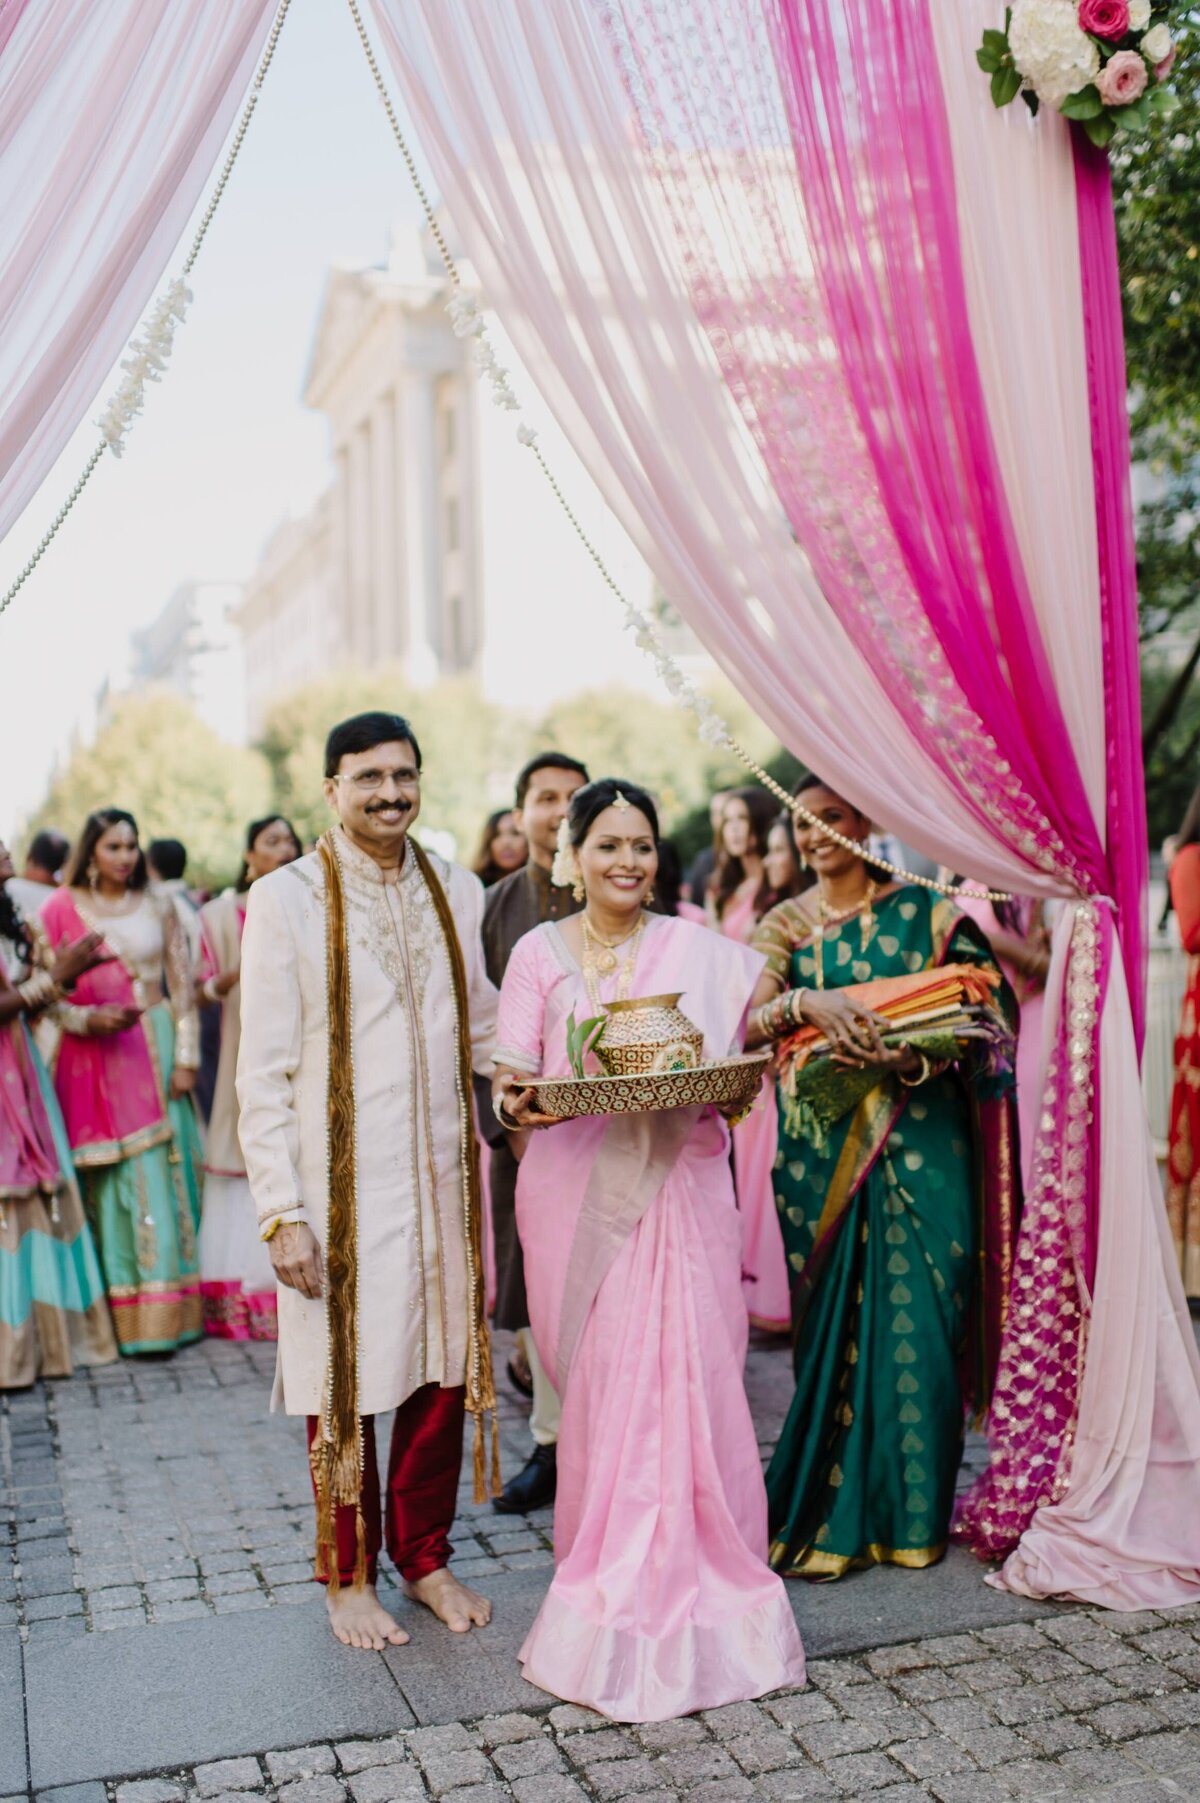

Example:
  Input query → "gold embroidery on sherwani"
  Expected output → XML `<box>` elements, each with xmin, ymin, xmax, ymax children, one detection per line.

<box><xmin>308</xmin><ymin>833</ymin><xmax>499</xmax><ymax>1592</ymax></box>
<box><xmin>311</xmin><ymin>833</ymin><xmax>366</xmax><ymax>1593</ymax></box>
<box><xmin>410</xmin><ymin>841</ymin><xmax>499</xmax><ymax>1502</ymax></box>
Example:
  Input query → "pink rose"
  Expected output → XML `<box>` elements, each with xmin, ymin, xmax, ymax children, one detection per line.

<box><xmin>1078</xmin><ymin>0</ymin><xmax>1130</xmax><ymax>37</ymax></box>
<box><xmin>1096</xmin><ymin>46</ymin><xmax>1149</xmax><ymax>103</ymax></box>
<box><xmin>1155</xmin><ymin>44</ymin><xmax>1177</xmax><ymax>81</ymax></box>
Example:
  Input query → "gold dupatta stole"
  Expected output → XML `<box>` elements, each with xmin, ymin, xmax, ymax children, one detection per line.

<box><xmin>310</xmin><ymin>831</ymin><xmax>499</xmax><ymax>1592</ymax></box>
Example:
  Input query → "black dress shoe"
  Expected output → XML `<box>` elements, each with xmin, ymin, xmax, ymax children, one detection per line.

<box><xmin>493</xmin><ymin>1442</ymin><xmax>557</xmax><ymax>1514</ymax></box>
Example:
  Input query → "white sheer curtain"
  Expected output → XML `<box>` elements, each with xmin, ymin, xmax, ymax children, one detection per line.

<box><xmin>368</xmin><ymin>0</ymin><xmax>1200</xmax><ymax>1606</ymax></box>
<box><xmin>0</xmin><ymin>0</ymin><xmax>276</xmax><ymax>543</ymax></box>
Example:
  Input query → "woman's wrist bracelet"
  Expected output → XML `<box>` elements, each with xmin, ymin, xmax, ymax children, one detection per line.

<box><xmin>16</xmin><ymin>971</ymin><xmax>62</xmax><ymax>1012</ymax></box>
<box><xmin>898</xmin><ymin>1050</ymin><xmax>932</xmax><ymax>1089</ymax></box>
<box><xmin>492</xmin><ymin>1089</ymin><xmax>522</xmax><ymax>1132</ymax></box>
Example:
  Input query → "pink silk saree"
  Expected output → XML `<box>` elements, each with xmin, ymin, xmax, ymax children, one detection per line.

<box><xmin>497</xmin><ymin>913</ymin><xmax>805</xmax><ymax>1721</ymax></box>
<box><xmin>39</xmin><ymin>888</ymin><xmax>169</xmax><ymax>1163</ymax></box>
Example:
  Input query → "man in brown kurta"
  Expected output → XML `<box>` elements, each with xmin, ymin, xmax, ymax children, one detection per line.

<box><xmin>482</xmin><ymin>752</ymin><xmax>588</xmax><ymax>1512</ymax></box>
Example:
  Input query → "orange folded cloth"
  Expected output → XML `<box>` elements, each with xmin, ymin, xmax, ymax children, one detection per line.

<box><xmin>779</xmin><ymin>964</ymin><xmax>1000</xmax><ymax>1060</ymax></box>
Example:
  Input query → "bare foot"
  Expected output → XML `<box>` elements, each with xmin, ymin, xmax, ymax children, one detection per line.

<box><xmin>326</xmin><ymin>1581</ymin><xmax>410</xmax><ymax>1650</ymax></box>
<box><xmin>404</xmin><ymin>1566</ymin><xmax>492</xmax><ymax>1633</ymax></box>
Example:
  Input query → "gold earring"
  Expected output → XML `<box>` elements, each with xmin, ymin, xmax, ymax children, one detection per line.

<box><xmin>645</xmin><ymin>887</ymin><xmax>656</xmax><ymax>906</ymax></box>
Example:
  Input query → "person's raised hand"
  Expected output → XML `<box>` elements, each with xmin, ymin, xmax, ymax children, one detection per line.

<box><xmin>51</xmin><ymin>931</ymin><xmax>105</xmax><ymax>988</ymax></box>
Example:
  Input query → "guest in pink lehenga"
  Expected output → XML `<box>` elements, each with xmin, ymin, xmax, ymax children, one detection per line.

<box><xmin>495</xmin><ymin>779</ymin><xmax>804</xmax><ymax>1722</ymax></box>
<box><xmin>706</xmin><ymin>789</ymin><xmax>799</xmax><ymax>1333</ymax></box>
<box><xmin>196</xmin><ymin>816</ymin><xmax>301</xmax><ymax>1340</ymax></box>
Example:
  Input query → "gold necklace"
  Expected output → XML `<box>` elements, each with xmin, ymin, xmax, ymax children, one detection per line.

<box><xmin>809</xmin><ymin>881</ymin><xmax>878</xmax><ymax>990</ymax></box>
<box><xmin>582</xmin><ymin>914</ymin><xmax>645</xmax><ymax>1012</ymax></box>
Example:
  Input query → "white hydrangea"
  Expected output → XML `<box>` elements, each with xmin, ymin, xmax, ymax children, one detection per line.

<box><xmin>1009</xmin><ymin>0</ymin><xmax>1101</xmax><ymax>108</ymax></box>
<box><xmin>1142</xmin><ymin>22</ymin><xmax>1173</xmax><ymax>64</ymax></box>
<box><xmin>1128</xmin><ymin>0</ymin><xmax>1152</xmax><ymax>28</ymax></box>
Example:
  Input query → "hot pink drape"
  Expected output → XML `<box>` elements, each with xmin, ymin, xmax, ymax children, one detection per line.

<box><xmin>370</xmin><ymin>0</ymin><xmax>1200</xmax><ymax>1606</ymax></box>
<box><xmin>0</xmin><ymin>0</ymin><xmax>276</xmax><ymax>544</ymax></box>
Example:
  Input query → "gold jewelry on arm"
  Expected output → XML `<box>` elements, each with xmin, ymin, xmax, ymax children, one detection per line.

<box><xmin>16</xmin><ymin>971</ymin><xmax>62</xmax><ymax>1012</ymax></box>
<box><xmin>898</xmin><ymin>1049</ymin><xmax>932</xmax><ymax>1088</ymax></box>
<box><xmin>492</xmin><ymin>1087</ymin><xmax>523</xmax><ymax>1132</ymax></box>
<box><xmin>261</xmin><ymin>1209</ymin><xmax>306</xmax><ymax>1244</ymax></box>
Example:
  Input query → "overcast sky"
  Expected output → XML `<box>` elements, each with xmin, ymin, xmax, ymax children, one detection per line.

<box><xmin>0</xmin><ymin>0</ymin><xmax>432</xmax><ymax>828</ymax></box>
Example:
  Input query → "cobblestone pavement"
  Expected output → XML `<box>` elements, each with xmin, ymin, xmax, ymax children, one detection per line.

<box><xmin>5</xmin><ymin>1335</ymin><xmax>1200</xmax><ymax>1799</ymax></box>
<box><xmin>8</xmin><ymin>1609</ymin><xmax>1200</xmax><ymax>1802</ymax></box>
<box><xmin>0</xmin><ymin>1340</ymin><xmax>559</xmax><ymax>1647</ymax></box>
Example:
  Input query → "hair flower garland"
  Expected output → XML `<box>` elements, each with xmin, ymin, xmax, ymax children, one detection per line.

<box><xmin>977</xmin><ymin>1</ymin><xmax>1180</xmax><ymax>146</ymax></box>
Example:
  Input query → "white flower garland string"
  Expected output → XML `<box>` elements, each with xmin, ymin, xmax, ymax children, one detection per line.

<box><xmin>345</xmin><ymin>0</ymin><xmax>1010</xmax><ymax>902</ymax></box>
<box><xmin>0</xmin><ymin>0</ymin><xmax>294</xmax><ymax>621</ymax></box>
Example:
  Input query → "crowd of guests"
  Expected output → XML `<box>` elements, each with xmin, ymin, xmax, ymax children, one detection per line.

<box><xmin>5</xmin><ymin>758</ymin><xmax>1195</xmax><ymax>1603</ymax></box>
<box><xmin>0</xmin><ymin>811</ymin><xmax>303</xmax><ymax>1385</ymax></box>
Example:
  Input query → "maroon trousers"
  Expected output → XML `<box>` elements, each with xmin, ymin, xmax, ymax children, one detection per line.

<box><xmin>306</xmin><ymin>1383</ymin><xmax>465</xmax><ymax>1587</ymax></box>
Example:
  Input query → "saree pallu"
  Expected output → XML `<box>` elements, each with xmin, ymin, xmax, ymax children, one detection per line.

<box><xmin>0</xmin><ymin>1019</ymin><xmax>117</xmax><ymax>1386</ymax></box>
<box><xmin>763</xmin><ymin>887</ymin><xmax>1018</xmax><ymax>1578</ymax></box>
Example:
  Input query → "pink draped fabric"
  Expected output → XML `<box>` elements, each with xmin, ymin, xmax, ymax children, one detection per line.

<box><xmin>370</xmin><ymin>0</ymin><xmax>1200</xmax><ymax>1607</ymax></box>
<box><xmin>40</xmin><ymin>889</ymin><xmax>167</xmax><ymax>1154</ymax></box>
<box><xmin>0</xmin><ymin>0</ymin><xmax>276</xmax><ymax>543</ymax></box>
<box><xmin>498</xmin><ymin>914</ymin><xmax>804</xmax><ymax>1719</ymax></box>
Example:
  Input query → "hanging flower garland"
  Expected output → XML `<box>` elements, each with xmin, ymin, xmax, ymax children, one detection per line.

<box><xmin>978</xmin><ymin>2</ymin><xmax>1180</xmax><ymax>146</ymax></box>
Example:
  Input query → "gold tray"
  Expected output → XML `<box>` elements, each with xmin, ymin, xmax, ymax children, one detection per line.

<box><xmin>531</xmin><ymin>1052</ymin><xmax>770</xmax><ymax>1121</ymax></box>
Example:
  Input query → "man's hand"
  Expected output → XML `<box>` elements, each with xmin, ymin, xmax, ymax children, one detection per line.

<box><xmin>170</xmin><ymin>1066</ymin><xmax>197</xmax><ymax>1100</ymax></box>
<box><xmin>270</xmin><ymin>1221</ymin><xmax>324</xmax><ymax>1299</ymax></box>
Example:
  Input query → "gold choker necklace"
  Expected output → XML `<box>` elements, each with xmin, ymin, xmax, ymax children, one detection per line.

<box><xmin>810</xmin><ymin>882</ymin><xmax>878</xmax><ymax>989</ymax></box>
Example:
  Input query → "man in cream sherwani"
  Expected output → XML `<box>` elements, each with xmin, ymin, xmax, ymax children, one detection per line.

<box><xmin>237</xmin><ymin>711</ymin><xmax>499</xmax><ymax>1651</ymax></box>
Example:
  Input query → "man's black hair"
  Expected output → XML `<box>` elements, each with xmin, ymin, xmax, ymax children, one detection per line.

<box><xmin>324</xmin><ymin>712</ymin><xmax>423</xmax><ymax>779</ymax></box>
<box><xmin>27</xmin><ymin>829</ymin><xmax>69</xmax><ymax>875</ymax></box>
<box><xmin>514</xmin><ymin>751</ymin><xmax>590</xmax><ymax>808</ymax></box>
<box><xmin>147</xmin><ymin>838</ymin><xmax>187</xmax><ymax>882</ymax></box>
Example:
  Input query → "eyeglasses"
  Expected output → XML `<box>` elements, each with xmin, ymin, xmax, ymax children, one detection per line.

<box><xmin>331</xmin><ymin>766</ymin><xmax>421</xmax><ymax>792</ymax></box>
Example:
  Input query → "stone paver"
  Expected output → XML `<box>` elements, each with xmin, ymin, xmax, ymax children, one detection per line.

<box><xmin>8</xmin><ymin>1334</ymin><xmax>1200</xmax><ymax>1801</ymax></box>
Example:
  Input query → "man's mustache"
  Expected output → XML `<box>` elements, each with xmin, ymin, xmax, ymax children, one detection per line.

<box><xmin>365</xmin><ymin>800</ymin><xmax>413</xmax><ymax>815</ymax></box>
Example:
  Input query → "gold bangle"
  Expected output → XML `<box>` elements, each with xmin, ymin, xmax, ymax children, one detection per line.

<box><xmin>261</xmin><ymin>1215</ymin><xmax>299</xmax><ymax>1242</ymax></box>
<box><xmin>898</xmin><ymin>1050</ymin><xmax>931</xmax><ymax>1089</ymax></box>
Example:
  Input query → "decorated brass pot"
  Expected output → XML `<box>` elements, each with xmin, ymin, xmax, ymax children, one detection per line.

<box><xmin>596</xmin><ymin>993</ymin><xmax>704</xmax><ymax>1077</ymax></box>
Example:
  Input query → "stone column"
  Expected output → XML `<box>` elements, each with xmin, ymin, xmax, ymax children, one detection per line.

<box><xmin>397</xmin><ymin>370</ymin><xmax>439</xmax><ymax>687</ymax></box>
<box><xmin>345</xmin><ymin>420</ymin><xmax>373</xmax><ymax>663</ymax></box>
<box><xmin>370</xmin><ymin>392</ymin><xmax>401</xmax><ymax>662</ymax></box>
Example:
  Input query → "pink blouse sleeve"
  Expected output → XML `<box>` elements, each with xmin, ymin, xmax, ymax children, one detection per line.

<box><xmin>496</xmin><ymin>930</ymin><xmax>548</xmax><ymax>1075</ymax></box>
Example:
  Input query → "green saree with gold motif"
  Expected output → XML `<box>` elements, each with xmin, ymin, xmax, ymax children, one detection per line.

<box><xmin>753</xmin><ymin>885</ymin><xmax>1019</xmax><ymax>1578</ymax></box>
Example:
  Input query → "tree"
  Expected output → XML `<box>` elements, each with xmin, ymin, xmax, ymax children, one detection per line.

<box><xmin>528</xmin><ymin>678</ymin><xmax>778</xmax><ymax>834</ymax></box>
<box><xmin>1112</xmin><ymin>10</ymin><xmax>1200</xmax><ymax>838</ymax></box>
<box><xmin>30</xmin><ymin>692</ymin><xmax>274</xmax><ymax>890</ymax></box>
<box><xmin>257</xmin><ymin>667</ymin><xmax>523</xmax><ymax>858</ymax></box>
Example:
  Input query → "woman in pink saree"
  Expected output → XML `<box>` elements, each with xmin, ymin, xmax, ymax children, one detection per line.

<box><xmin>495</xmin><ymin>779</ymin><xmax>805</xmax><ymax>1722</ymax></box>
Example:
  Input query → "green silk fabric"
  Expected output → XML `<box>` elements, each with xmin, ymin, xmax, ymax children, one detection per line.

<box><xmin>765</xmin><ymin>886</ymin><xmax>1013</xmax><ymax>1577</ymax></box>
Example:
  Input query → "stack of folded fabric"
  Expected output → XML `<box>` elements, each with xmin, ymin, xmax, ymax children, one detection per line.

<box><xmin>776</xmin><ymin>965</ymin><xmax>1011</xmax><ymax>1147</ymax></box>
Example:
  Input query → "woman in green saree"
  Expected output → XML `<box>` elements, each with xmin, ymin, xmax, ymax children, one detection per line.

<box><xmin>746</xmin><ymin>778</ymin><xmax>1019</xmax><ymax>1578</ymax></box>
